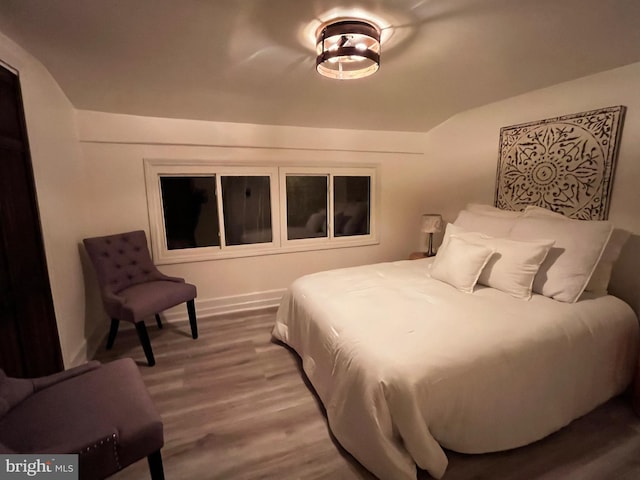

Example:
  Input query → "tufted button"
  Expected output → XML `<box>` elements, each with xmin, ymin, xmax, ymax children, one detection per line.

<box><xmin>127</xmin><ymin>274</ymin><xmax>133</xmax><ymax>280</ymax></box>
<box><xmin>134</xmin><ymin>247</ymin><xmax>141</xmax><ymax>252</ymax></box>
<box><xmin>118</xmin><ymin>249</ymin><xmax>124</xmax><ymax>254</ymax></box>
<box><xmin>115</xmin><ymin>264</ymin><xmax>121</xmax><ymax>269</ymax></box>
<box><xmin>106</xmin><ymin>239</ymin><xmax>111</xmax><ymax>244</ymax></box>
<box><xmin>130</xmin><ymin>260</ymin><xmax>137</xmax><ymax>265</ymax></box>
<box><xmin>102</xmin><ymin>252</ymin><xmax>109</xmax><ymax>257</ymax></box>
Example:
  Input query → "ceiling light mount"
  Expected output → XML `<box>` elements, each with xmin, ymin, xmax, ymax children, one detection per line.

<box><xmin>316</xmin><ymin>19</ymin><xmax>381</xmax><ymax>80</ymax></box>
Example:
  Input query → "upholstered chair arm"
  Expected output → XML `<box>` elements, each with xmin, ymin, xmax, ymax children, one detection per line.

<box><xmin>0</xmin><ymin>362</ymin><xmax>101</xmax><ymax>419</ymax></box>
<box><xmin>32</xmin><ymin>361</ymin><xmax>102</xmax><ymax>392</ymax></box>
<box><xmin>101</xmin><ymin>288</ymin><xmax>125</xmax><ymax>313</ymax></box>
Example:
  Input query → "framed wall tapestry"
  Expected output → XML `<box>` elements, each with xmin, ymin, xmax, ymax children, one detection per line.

<box><xmin>494</xmin><ymin>105</ymin><xmax>626</xmax><ymax>220</ymax></box>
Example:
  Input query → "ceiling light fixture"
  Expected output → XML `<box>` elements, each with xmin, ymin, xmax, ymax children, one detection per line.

<box><xmin>316</xmin><ymin>20</ymin><xmax>381</xmax><ymax>80</ymax></box>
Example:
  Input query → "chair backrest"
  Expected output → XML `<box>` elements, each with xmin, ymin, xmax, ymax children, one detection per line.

<box><xmin>83</xmin><ymin>230</ymin><xmax>160</xmax><ymax>294</ymax></box>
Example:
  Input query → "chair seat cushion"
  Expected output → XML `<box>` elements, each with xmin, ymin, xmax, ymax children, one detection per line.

<box><xmin>115</xmin><ymin>280</ymin><xmax>197</xmax><ymax>323</ymax></box>
<box><xmin>0</xmin><ymin>358</ymin><xmax>163</xmax><ymax>478</ymax></box>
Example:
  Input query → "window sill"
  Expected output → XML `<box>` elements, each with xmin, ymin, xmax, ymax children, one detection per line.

<box><xmin>153</xmin><ymin>235</ymin><xmax>380</xmax><ymax>265</ymax></box>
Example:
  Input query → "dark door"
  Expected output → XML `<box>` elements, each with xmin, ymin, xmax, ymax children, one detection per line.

<box><xmin>0</xmin><ymin>63</ymin><xmax>63</xmax><ymax>377</ymax></box>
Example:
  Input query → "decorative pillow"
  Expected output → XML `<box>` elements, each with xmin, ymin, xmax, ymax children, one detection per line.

<box><xmin>447</xmin><ymin>224</ymin><xmax>554</xmax><ymax>300</ymax></box>
<box><xmin>305</xmin><ymin>212</ymin><xmax>326</xmax><ymax>233</ymax></box>
<box><xmin>342</xmin><ymin>202</ymin><xmax>367</xmax><ymax>235</ymax></box>
<box><xmin>584</xmin><ymin>228</ymin><xmax>630</xmax><ymax>294</ymax></box>
<box><xmin>509</xmin><ymin>216</ymin><xmax>613</xmax><ymax>303</ymax></box>
<box><xmin>523</xmin><ymin>206</ymin><xmax>630</xmax><ymax>295</ymax></box>
<box><xmin>430</xmin><ymin>234</ymin><xmax>495</xmax><ymax>293</ymax></box>
<box><xmin>466</xmin><ymin>203</ymin><xmax>523</xmax><ymax>218</ymax></box>
<box><xmin>333</xmin><ymin>212</ymin><xmax>347</xmax><ymax>234</ymax></box>
<box><xmin>453</xmin><ymin>209</ymin><xmax>516</xmax><ymax>238</ymax></box>
<box><xmin>523</xmin><ymin>205</ymin><xmax>565</xmax><ymax>219</ymax></box>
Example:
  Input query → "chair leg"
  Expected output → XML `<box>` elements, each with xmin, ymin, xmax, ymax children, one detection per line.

<box><xmin>155</xmin><ymin>314</ymin><xmax>163</xmax><ymax>329</ymax></box>
<box><xmin>187</xmin><ymin>299</ymin><xmax>198</xmax><ymax>339</ymax></box>
<box><xmin>147</xmin><ymin>450</ymin><xmax>165</xmax><ymax>480</ymax></box>
<box><xmin>135</xmin><ymin>321</ymin><xmax>156</xmax><ymax>367</ymax></box>
<box><xmin>106</xmin><ymin>319</ymin><xmax>120</xmax><ymax>350</ymax></box>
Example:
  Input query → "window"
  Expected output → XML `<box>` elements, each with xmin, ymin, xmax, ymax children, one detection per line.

<box><xmin>221</xmin><ymin>175</ymin><xmax>273</xmax><ymax>246</ymax></box>
<box><xmin>285</xmin><ymin>175</ymin><xmax>328</xmax><ymax>240</ymax></box>
<box><xmin>334</xmin><ymin>175</ymin><xmax>370</xmax><ymax>237</ymax></box>
<box><xmin>280</xmin><ymin>168</ymin><xmax>373</xmax><ymax>246</ymax></box>
<box><xmin>160</xmin><ymin>176</ymin><xmax>219</xmax><ymax>249</ymax></box>
<box><xmin>145</xmin><ymin>160</ymin><xmax>377</xmax><ymax>263</ymax></box>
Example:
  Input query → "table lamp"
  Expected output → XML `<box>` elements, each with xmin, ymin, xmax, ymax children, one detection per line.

<box><xmin>421</xmin><ymin>214</ymin><xmax>443</xmax><ymax>257</ymax></box>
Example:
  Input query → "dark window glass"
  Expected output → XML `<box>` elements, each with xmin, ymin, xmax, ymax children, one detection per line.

<box><xmin>334</xmin><ymin>176</ymin><xmax>370</xmax><ymax>237</ymax></box>
<box><xmin>286</xmin><ymin>175</ymin><xmax>328</xmax><ymax>240</ymax></box>
<box><xmin>160</xmin><ymin>176</ymin><xmax>219</xmax><ymax>249</ymax></box>
<box><xmin>221</xmin><ymin>176</ymin><xmax>272</xmax><ymax>246</ymax></box>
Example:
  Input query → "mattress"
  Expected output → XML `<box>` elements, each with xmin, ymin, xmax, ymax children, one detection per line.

<box><xmin>272</xmin><ymin>258</ymin><xmax>639</xmax><ymax>480</ymax></box>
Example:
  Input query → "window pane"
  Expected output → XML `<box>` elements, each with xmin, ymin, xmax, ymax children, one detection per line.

<box><xmin>286</xmin><ymin>175</ymin><xmax>328</xmax><ymax>240</ymax></box>
<box><xmin>160</xmin><ymin>176</ymin><xmax>219</xmax><ymax>249</ymax></box>
<box><xmin>334</xmin><ymin>176</ymin><xmax>370</xmax><ymax>237</ymax></box>
<box><xmin>221</xmin><ymin>176</ymin><xmax>272</xmax><ymax>246</ymax></box>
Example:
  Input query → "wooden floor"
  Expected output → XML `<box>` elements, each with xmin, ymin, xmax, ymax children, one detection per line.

<box><xmin>95</xmin><ymin>309</ymin><xmax>640</xmax><ymax>480</ymax></box>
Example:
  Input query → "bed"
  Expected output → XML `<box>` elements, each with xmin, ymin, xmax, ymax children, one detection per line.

<box><xmin>271</xmin><ymin>205</ymin><xmax>640</xmax><ymax>480</ymax></box>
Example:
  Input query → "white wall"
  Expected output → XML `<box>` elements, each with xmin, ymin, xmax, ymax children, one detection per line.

<box><xmin>419</xmin><ymin>62</ymin><xmax>640</xmax><ymax>234</ymax></box>
<box><xmin>0</xmin><ymin>31</ymin><xmax>88</xmax><ymax>367</ymax></box>
<box><xmin>77</xmin><ymin>111</ymin><xmax>430</xmax><ymax>350</ymax></box>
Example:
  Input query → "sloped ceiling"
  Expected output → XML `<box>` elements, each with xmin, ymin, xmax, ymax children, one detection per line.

<box><xmin>0</xmin><ymin>0</ymin><xmax>639</xmax><ymax>132</ymax></box>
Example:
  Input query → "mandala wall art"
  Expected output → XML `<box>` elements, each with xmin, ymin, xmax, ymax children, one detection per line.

<box><xmin>494</xmin><ymin>106</ymin><xmax>626</xmax><ymax>220</ymax></box>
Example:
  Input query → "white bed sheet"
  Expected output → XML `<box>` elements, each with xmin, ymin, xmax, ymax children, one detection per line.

<box><xmin>272</xmin><ymin>259</ymin><xmax>639</xmax><ymax>480</ymax></box>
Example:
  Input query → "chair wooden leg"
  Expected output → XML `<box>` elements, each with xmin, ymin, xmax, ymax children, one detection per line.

<box><xmin>187</xmin><ymin>299</ymin><xmax>198</xmax><ymax>339</ymax></box>
<box><xmin>135</xmin><ymin>321</ymin><xmax>156</xmax><ymax>367</ymax></box>
<box><xmin>147</xmin><ymin>450</ymin><xmax>165</xmax><ymax>480</ymax></box>
<box><xmin>106</xmin><ymin>319</ymin><xmax>120</xmax><ymax>350</ymax></box>
<box><xmin>155</xmin><ymin>314</ymin><xmax>163</xmax><ymax>329</ymax></box>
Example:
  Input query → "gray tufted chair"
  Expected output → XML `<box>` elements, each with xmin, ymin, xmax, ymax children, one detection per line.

<box><xmin>83</xmin><ymin>230</ymin><xmax>198</xmax><ymax>366</ymax></box>
<box><xmin>0</xmin><ymin>358</ymin><xmax>165</xmax><ymax>479</ymax></box>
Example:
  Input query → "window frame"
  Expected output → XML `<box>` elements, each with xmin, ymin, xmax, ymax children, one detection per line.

<box><xmin>144</xmin><ymin>159</ymin><xmax>379</xmax><ymax>264</ymax></box>
<box><xmin>279</xmin><ymin>166</ymin><xmax>378</xmax><ymax>249</ymax></box>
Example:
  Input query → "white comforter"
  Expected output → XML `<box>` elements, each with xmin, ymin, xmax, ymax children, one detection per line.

<box><xmin>272</xmin><ymin>259</ymin><xmax>639</xmax><ymax>480</ymax></box>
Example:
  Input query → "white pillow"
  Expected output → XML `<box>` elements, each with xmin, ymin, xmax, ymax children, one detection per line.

<box><xmin>509</xmin><ymin>216</ymin><xmax>613</xmax><ymax>303</ymax></box>
<box><xmin>453</xmin><ymin>209</ymin><xmax>516</xmax><ymax>238</ymax></box>
<box><xmin>430</xmin><ymin>234</ymin><xmax>495</xmax><ymax>293</ymax></box>
<box><xmin>447</xmin><ymin>224</ymin><xmax>554</xmax><ymax>300</ymax></box>
<box><xmin>466</xmin><ymin>203</ymin><xmax>523</xmax><ymax>218</ymax></box>
<box><xmin>305</xmin><ymin>212</ymin><xmax>326</xmax><ymax>233</ymax></box>
<box><xmin>523</xmin><ymin>205</ymin><xmax>565</xmax><ymax>219</ymax></box>
<box><xmin>584</xmin><ymin>228</ymin><xmax>630</xmax><ymax>295</ymax></box>
<box><xmin>523</xmin><ymin>206</ymin><xmax>630</xmax><ymax>295</ymax></box>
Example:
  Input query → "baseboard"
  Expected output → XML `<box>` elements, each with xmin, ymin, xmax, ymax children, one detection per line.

<box><xmin>120</xmin><ymin>288</ymin><xmax>285</xmax><ymax>326</ymax></box>
<box><xmin>68</xmin><ymin>341</ymin><xmax>88</xmax><ymax>368</ymax></box>
<box><xmin>70</xmin><ymin>289</ymin><xmax>286</xmax><ymax>366</ymax></box>
<box><xmin>68</xmin><ymin>320</ymin><xmax>106</xmax><ymax>368</ymax></box>
<box><xmin>164</xmin><ymin>288</ymin><xmax>287</xmax><ymax>322</ymax></box>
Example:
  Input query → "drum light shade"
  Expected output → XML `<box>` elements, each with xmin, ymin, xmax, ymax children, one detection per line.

<box><xmin>316</xmin><ymin>20</ymin><xmax>381</xmax><ymax>80</ymax></box>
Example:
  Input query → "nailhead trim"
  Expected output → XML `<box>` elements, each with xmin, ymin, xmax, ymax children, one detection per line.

<box><xmin>79</xmin><ymin>433</ymin><xmax>122</xmax><ymax>471</ymax></box>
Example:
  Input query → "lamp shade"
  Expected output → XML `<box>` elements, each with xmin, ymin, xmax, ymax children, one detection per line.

<box><xmin>316</xmin><ymin>20</ymin><xmax>380</xmax><ymax>80</ymax></box>
<box><xmin>421</xmin><ymin>214</ymin><xmax>443</xmax><ymax>234</ymax></box>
